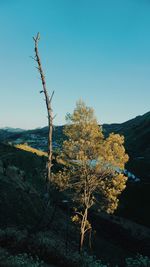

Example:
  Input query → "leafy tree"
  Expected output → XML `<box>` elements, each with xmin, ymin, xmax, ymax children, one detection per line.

<box><xmin>53</xmin><ymin>100</ymin><xmax>128</xmax><ymax>252</ymax></box>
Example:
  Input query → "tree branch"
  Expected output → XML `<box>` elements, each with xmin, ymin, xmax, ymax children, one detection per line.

<box><xmin>33</xmin><ymin>32</ymin><xmax>53</xmax><ymax>193</ymax></box>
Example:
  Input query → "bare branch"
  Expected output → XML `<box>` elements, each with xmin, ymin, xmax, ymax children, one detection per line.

<box><xmin>50</xmin><ymin>90</ymin><xmax>54</xmax><ymax>103</ymax></box>
<box><xmin>84</xmin><ymin>226</ymin><xmax>92</xmax><ymax>234</ymax></box>
<box><xmin>33</xmin><ymin>32</ymin><xmax>54</xmax><ymax>194</ymax></box>
<box><xmin>52</xmin><ymin>114</ymin><xmax>57</xmax><ymax>120</ymax></box>
<box><xmin>30</xmin><ymin>55</ymin><xmax>36</xmax><ymax>61</ymax></box>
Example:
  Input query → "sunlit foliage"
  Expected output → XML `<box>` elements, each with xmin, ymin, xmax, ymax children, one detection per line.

<box><xmin>53</xmin><ymin>100</ymin><xmax>129</xmax><ymax>251</ymax></box>
<box><xmin>15</xmin><ymin>144</ymin><xmax>47</xmax><ymax>157</ymax></box>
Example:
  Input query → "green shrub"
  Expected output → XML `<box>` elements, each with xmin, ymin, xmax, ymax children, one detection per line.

<box><xmin>79</xmin><ymin>253</ymin><xmax>109</xmax><ymax>267</ymax></box>
<box><xmin>33</xmin><ymin>232</ymin><xmax>109</xmax><ymax>267</ymax></box>
<box><xmin>0</xmin><ymin>248</ymin><xmax>45</xmax><ymax>267</ymax></box>
<box><xmin>126</xmin><ymin>254</ymin><xmax>150</xmax><ymax>267</ymax></box>
<box><xmin>0</xmin><ymin>227</ymin><xmax>27</xmax><ymax>245</ymax></box>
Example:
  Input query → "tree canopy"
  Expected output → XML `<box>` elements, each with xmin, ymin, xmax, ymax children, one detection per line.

<box><xmin>53</xmin><ymin>100</ymin><xmax>129</xmax><ymax>251</ymax></box>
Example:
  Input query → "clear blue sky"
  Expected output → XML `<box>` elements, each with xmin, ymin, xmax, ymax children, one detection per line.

<box><xmin>0</xmin><ymin>0</ymin><xmax>150</xmax><ymax>129</ymax></box>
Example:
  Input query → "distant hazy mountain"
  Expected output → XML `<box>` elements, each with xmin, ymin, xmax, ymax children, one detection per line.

<box><xmin>0</xmin><ymin>126</ymin><xmax>64</xmax><ymax>151</ymax></box>
<box><xmin>1</xmin><ymin>127</ymin><xmax>25</xmax><ymax>133</ymax></box>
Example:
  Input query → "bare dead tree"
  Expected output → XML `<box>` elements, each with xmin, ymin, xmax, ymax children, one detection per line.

<box><xmin>33</xmin><ymin>33</ymin><xmax>54</xmax><ymax>193</ymax></box>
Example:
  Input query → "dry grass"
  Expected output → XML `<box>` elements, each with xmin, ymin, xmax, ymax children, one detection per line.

<box><xmin>15</xmin><ymin>144</ymin><xmax>47</xmax><ymax>157</ymax></box>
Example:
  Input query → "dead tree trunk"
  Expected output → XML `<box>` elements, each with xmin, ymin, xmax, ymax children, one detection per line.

<box><xmin>33</xmin><ymin>33</ymin><xmax>54</xmax><ymax>193</ymax></box>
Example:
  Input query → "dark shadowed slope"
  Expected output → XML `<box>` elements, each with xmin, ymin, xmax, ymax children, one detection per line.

<box><xmin>103</xmin><ymin>111</ymin><xmax>150</xmax><ymax>181</ymax></box>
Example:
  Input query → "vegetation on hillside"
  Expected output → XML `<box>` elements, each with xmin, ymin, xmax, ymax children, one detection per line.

<box><xmin>15</xmin><ymin>143</ymin><xmax>47</xmax><ymax>157</ymax></box>
<box><xmin>0</xmin><ymin>139</ymin><xmax>150</xmax><ymax>266</ymax></box>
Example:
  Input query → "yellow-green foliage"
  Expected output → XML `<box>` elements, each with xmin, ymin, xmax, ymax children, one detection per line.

<box><xmin>54</xmin><ymin>100</ymin><xmax>129</xmax><ymax>214</ymax></box>
<box><xmin>64</xmin><ymin>100</ymin><xmax>104</xmax><ymax>162</ymax></box>
<box><xmin>15</xmin><ymin>144</ymin><xmax>47</xmax><ymax>157</ymax></box>
<box><xmin>100</xmin><ymin>133</ymin><xmax>129</xmax><ymax>170</ymax></box>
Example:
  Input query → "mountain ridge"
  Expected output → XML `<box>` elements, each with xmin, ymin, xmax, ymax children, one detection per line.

<box><xmin>0</xmin><ymin>111</ymin><xmax>149</xmax><ymax>180</ymax></box>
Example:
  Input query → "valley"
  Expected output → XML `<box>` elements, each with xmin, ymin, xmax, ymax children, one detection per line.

<box><xmin>0</xmin><ymin>112</ymin><xmax>149</xmax><ymax>266</ymax></box>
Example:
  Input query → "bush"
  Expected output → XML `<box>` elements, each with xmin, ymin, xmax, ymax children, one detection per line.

<box><xmin>33</xmin><ymin>232</ymin><xmax>109</xmax><ymax>267</ymax></box>
<box><xmin>79</xmin><ymin>253</ymin><xmax>109</xmax><ymax>267</ymax></box>
<box><xmin>0</xmin><ymin>227</ymin><xmax>27</xmax><ymax>245</ymax></box>
<box><xmin>0</xmin><ymin>248</ymin><xmax>45</xmax><ymax>267</ymax></box>
<box><xmin>126</xmin><ymin>254</ymin><xmax>150</xmax><ymax>267</ymax></box>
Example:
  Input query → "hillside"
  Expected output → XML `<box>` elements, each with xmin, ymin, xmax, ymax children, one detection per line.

<box><xmin>0</xmin><ymin>126</ymin><xmax>64</xmax><ymax>152</ymax></box>
<box><xmin>102</xmin><ymin>112</ymin><xmax>150</xmax><ymax>226</ymax></box>
<box><xmin>1</xmin><ymin>112</ymin><xmax>150</xmax><ymax>231</ymax></box>
<box><xmin>103</xmin><ymin>111</ymin><xmax>150</xmax><ymax>181</ymax></box>
<box><xmin>0</xmin><ymin>143</ymin><xmax>150</xmax><ymax>267</ymax></box>
<box><xmin>0</xmin><ymin>111</ymin><xmax>149</xmax><ymax>181</ymax></box>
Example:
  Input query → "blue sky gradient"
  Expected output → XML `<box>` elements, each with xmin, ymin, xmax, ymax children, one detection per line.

<box><xmin>0</xmin><ymin>0</ymin><xmax>150</xmax><ymax>129</ymax></box>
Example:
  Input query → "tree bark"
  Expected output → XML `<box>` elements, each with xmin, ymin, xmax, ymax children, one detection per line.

<box><xmin>80</xmin><ymin>229</ymin><xmax>85</xmax><ymax>253</ymax></box>
<box><xmin>79</xmin><ymin>207</ymin><xmax>88</xmax><ymax>253</ymax></box>
<box><xmin>88</xmin><ymin>228</ymin><xmax>92</xmax><ymax>252</ymax></box>
<box><xmin>33</xmin><ymin>33</ymin><xmax>54</xmax><ymax>192</ymax></box>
